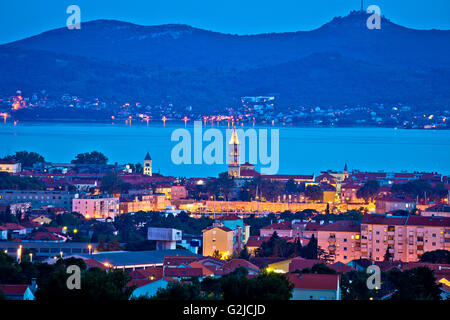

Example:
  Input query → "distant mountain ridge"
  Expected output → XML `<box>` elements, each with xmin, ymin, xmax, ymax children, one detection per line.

<box><xmin>1</xmin><ymin>11</ymin><xmax>450</xmax><ymax>109</ymax></box>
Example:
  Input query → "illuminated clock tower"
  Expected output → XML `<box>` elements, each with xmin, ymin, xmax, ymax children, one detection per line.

<box><xmin>228</xmin><ymin>126</ymin><xmax>240</xmax><ymax>177</ymax></box>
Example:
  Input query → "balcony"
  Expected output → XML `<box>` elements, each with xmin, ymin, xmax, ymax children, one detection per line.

<box><xmin>328</xmin><ymin>245</ymin><xmax>336</xmax><ymax>252</ymax></box>
<box><xmin>328</xmin><ymin>237</ymin><xmax>336</xmax><ymax>244</ymax></box>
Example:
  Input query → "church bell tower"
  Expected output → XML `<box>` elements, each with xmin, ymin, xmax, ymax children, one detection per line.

<box><xmin>144</xmin><ymin>152</ymin><xmax>152</xmax><ymax>176</ymax></box>
<box><xmin>228</xmin><ymin>126</ymin><xmax>240</xmax><ymax>178</ymax></box>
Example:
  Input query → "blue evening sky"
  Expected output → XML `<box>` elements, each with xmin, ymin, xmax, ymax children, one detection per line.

<box><xmin>0</xmin><ymin>0</ymin><xmax>449</xmax><ymax>44</ymax></box>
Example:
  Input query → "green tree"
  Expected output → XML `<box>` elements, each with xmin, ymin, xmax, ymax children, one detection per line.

<box><xmin>386</xmin><ymin>267</ymin><xmax>441</xmax><ymax>300</ymax></box>
<box><xmin>0</xmin><ymin>172</ymin><xmax>45</xmax><ymax>190</ymax></box>
<box><xmin>71</xmin><ymin>151</ymin><xmax>108</xmax><ymax>164</ymax></box>
<box><xmin>36</xmin><ymin>266</ymin><xmax>132</xmax><ymax>300</ymax></box>
<box><xmin>238</xmin><ymin>245</ymin><xmax>251</xmax><ymax>260</ymax></box>
<box><xmin>305</xmin><ymin>185</ymin><xmax>323</xmax><ymax>201</ymax></box>
<box><xmin>285</xmin><ymin>179</ymin><xmax>298</xmax><ymax>193</ymax></box>
<box><xmin>341</xmin><ymin>270</ymin><xmax>372</xmax><ymax>300</ymax></box>
<box><xmin>2</xmin><ymin>151</ymin><xmax>45</xmax><ymax>168</ymax></box>
<box><xmin>298</xmin><ymin>263</ymin><xmax>337</xmax><ymax>274</ymax></box>
<box><xmin>151</xmin><ymin>280</ymin><xmax>202</xmax><ymax>300</ymax></box>
<box><xmin>420</xmin><ymin>250</ymin><xmax>450</xmax><ymax>264</ymax></box>
<box><xmin>206</xmin><ymin>172</ymin><xmax>235</xmax><ymax>200</ymax></box>
<box><xmin>357</xmin><ymin>180</ymin><xmax>380</xmax><ymax>202</ymax></box>
<box><xmin>100</xmin><ymin>172</ymin><xmax>130</xmax><ymax>194</ymax></box>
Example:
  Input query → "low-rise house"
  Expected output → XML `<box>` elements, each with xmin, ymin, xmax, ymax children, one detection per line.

<box><xmin>0</xmin><ymin>160</ymin><xmax>21</xmax><ymax>173</ymax></box>
<box><xmin>219</xmin><ymin>259</ymin><xmax>260</xmax><ymax>276</ymax></box>
<box><xmin>287</xmin><ymin>273</ymin><xmax>341</xmax><ymax>300</ymax></box>
<box><xmin>246</xmin><ymin>236</ymin><xmax>269</xmax><ymax>256</ymax></box>
<box><xmin>0</xmin><ymin>223</ymin><xmax>27</xmax><ymax>240</ymax></box>
<box><xmin>0</xmin><ymin>284</ymin><xmax>35</xmax><ymax>300</ymax></box>
<box><xmin>31</xmin><ymin>215</ymin><xmax>53</xmax><ymax>225</ymax></box>
<box><xmin>375</xmin><ymin>195</ymin><xmax>416</xmax><ymax>214</ymax></box>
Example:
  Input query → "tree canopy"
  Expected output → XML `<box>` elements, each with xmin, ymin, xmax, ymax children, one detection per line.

<box><xmin>356</xmin><ymin>180</ymin><xmax>380</xmax><ymax>202</ymax></box>
<box><xmin>71</xmin><ymin>151</ymin><xmax>108</xmax><ymax>164</ymax></box>
<box><xmin>1</xmin><ymin>151</ymin><xmax>45</xmax><ymax>168</ymax></box>
<box><xmin>0</xmin><ymin>172</ymin><xmax>45</xmax><ymax>190</ymax></box>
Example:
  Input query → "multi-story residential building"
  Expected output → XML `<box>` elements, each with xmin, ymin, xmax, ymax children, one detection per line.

<box><xmin>0</xmin><ymin>190</ymin><xmax>76</xmax><ymax>210</ymax></box>
<box><xmin>119</xmin><ymin>194</ymin><xmax>154</xmax><ymax>214</ymax></box>
<box><xmin>216</xmin><ymin>215</ymin><xmax>250</xmax><ymax>247</ymax></box>
<box><xmin>0</xmin><ymin>160</ymin><xmax>21</xmax><ymax>173</ymax></box>
<box><xmin>360</xmin><ymin>214</ymin><xmax>450</xmax><ymax>262</ymax></box>
<box><xmin>202</xmin><ymin>226</ymin><xmax>234</xmax><ymax>258</ymax></box>
<box><xmin>72</xmin><ymin>195</ymin><xmax>119</xmax><ymax>219</ymax></box>
<box><xmin>317</xmin><ymin>220</ymin><xmax>361</xmax><ymax>263</ymax></box>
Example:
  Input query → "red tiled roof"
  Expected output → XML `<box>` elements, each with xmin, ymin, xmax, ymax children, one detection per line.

<box><xmin>0</xmin><ymin>223</ymin><xmax>26</xmax><ymax>231</ymax></box>
<box><xmin>362</xmin><ymin>214</ymin><xmax>450</xmax><ymax>227</ymax></box>
<box><xmin>0</xmin><ymin>160</ymin><xmax>18</xmax><ymax>164</ymax></box>
<box><xmin>261</xmin><ymin>221</ymin><xmax>292</xmax><ymax>230</ymax></box>
<box><xmin>246</xmin><ymin>236</ymin><xmax>269</xmax><ymax>248</ymax></box>
<box><xmin>264</xmin><ymin>174</ymin><xmax>314</xmax><ymax>180</ymax></box>
<box><xmin>304</xmin><ymin>222</ymin><xmax>322</xmax><ymax>231</ymax></box>
<box><xmin>130</xmin><ymin>266</ymin><xmax>163</xmax><ymax>280</ymax></box>
<box><xmin>288</xmin><ymin>257</ymin><xmax>325</xmax><ymax>273</ymax></box>
<box><xmin>164</xmin><ymin>256</ymin><xmax>199</xmax><ymax>266</ymax></box>
<box><xmin>248</xmin><ymin>257</ymin><xmax>287</xmax><ymax>269</ymax></box>
<box><xmin>287</xmin><ymin>273</ymin><xmax>340</xmax><ymax>291</ymax></box>
<box><xmin>216</xmin><ymin>214</ymin><xmax>241</xmax><ymax>221</ymax></box>
<box><xmin>189</xmin><ymin>261</ymin><xmax>215</xmax><ymax>276</ymax></box>
<box><xmin>239</xmin><ymin>169</ymin><xmax>260</xmax><ymax>178</ymax></box>
<box><xmin>318</xmin><ymin>220</ymin><xmax>360</xmax><ymax>232</ymax></box>
<box><xmin>164</xmin><ymin>267</ymin><xmax>203</xmax><ymax>277</ymax></box>
<box><xmin>221</xmin><ymin>259</ymin><xmax>261</xmax><ymax>274</ymax></box>
<box><xmin>203</xmin><ymin>226</ymin><xmax>233</xmax><ymax>233</ymax></box>
<box><xmin>329</xmin><ymin>263</ymin><xmax>355</xmax><ymax>274</ymax></box>
<box><xmin>376</xmin><ymin>195</ymin><xmax>415</xmax><ymax>203</ymax></box>
<box><xmin>406</xmin><ymin>216</ymin><xmax>450</xmax><ymax>227</ymax></box>
<box><xmin>26</xmin><ymin>232</ymin><xmax>62</xmax><ymax>241</ymax></box>
<box><xmin>0</xmin><ymin>284</ymin><xmax>29</xmax><ymax>295</ymax></box>
<box><xmin>127</xmin><ymin>278</ymin><xmax>155</xmax><ymax>288</ymax></box>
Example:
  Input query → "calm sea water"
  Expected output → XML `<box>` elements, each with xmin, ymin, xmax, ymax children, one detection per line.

<box><xmin>0</xmin><ymin>121</ymin><xmax>449</xmax><ymax>178</ymax></box>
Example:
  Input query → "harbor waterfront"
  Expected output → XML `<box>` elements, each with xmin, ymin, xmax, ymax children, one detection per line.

<box><xmin>0</xmin><ymin>121</ymin><xmax>449</xmax><ymax>177</ymax></box>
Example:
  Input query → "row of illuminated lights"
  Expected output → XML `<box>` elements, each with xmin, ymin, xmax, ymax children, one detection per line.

<box><xmin>4</xmin><ymin>244</ymin><xmax>94</xmax><ymax>262</ymax></box>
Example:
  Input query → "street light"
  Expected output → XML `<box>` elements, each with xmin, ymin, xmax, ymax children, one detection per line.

<box><xmin>29</xmin><ymin>253</ymin><xmax>33</xmax><ymax>263</ymax></box>
<box><xmin>17</xmin><ymin>245</ymin><xmax>22</xmax><ymax>263</ymax></box>
<box><xmin>88</xmin><ymin>244</ymin><xmax>92</xmax><ymax>255</ymax></box>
